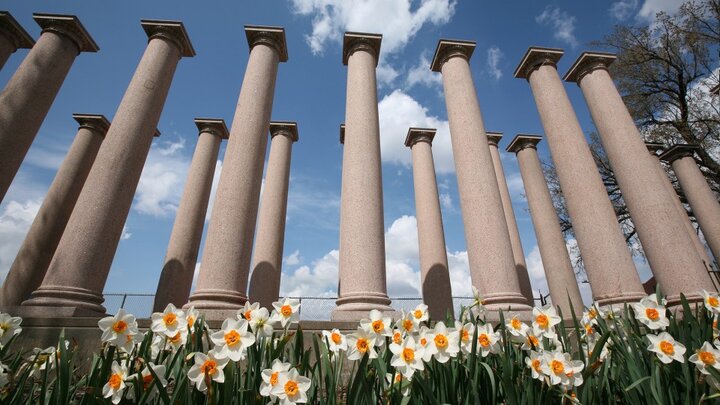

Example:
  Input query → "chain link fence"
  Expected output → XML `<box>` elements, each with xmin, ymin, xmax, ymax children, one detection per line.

<box><xmin>103</xmin><ymin>293</ymin><xmax>550</xmax><ymax>320</ymax></box>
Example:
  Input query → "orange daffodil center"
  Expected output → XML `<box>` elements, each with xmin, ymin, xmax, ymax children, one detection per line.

<box><xmin>709</xmin><ymin>296</ymin><xmax>720</xmax><ymax>308</ymax></box>
<box><xmin>403</xmin><ymin>319</ymin><xmax>413</xmax><ymax>331</ymax></box>
<box><xmin>645</xmin><ymin>308</ymin><xmax>659</xmax><ymax>321</ymax></box>
<box><xmin>331</xmin><ymin>332</ymin><xmax>342</xmax><ymax>345</ymax></box>
<box><xmin>201</xmin><ymin>360</ymin><xmax>217</xmax><ymax>376</ymax></box>
<box><xmin>142</xmin><ymin>374</ymin><xmax>153</xmax><ymax>390</ymax></box>
<box><xmin>660</xmin><ymin>340</ymin><xmax>675</xmax><ymax>355</ymax></box>
<box><xmin>108</xmin><ymin>373</ymin><xmax>122</xmax><ymax>390</ymax></box>
<box><xmin>434</xmin><ymin>334</ymin><xmax>448</xmax><ymax>349</ymax></box>
<box><xmin>112</xmin><ymin>320</ymin><xmax>127</xmax><ymax>333</ymax></box>
<box><xmin>163</xmin><ymin>313</ymin><xmax>177</xmax><ymax>326</ymax></box>
<box><xmin>413</xmin><ymin>310</ymin><xmax>423</xmax><ymax>319</ymax></box>
<box><xmin>536</xmin><ymin>314</ymin><xmax>549</xmax><ymax>328</ymax></box>
<box><xmin>461</xmin><ymin>329</ymin><xmax>469</xmax><ymax>343</ymax></box>
<box><xmin>551</xmin><ymin>360</ymin><xmax>565</xmax><ymax>374</ymax></box>
<box><xmin>281</xmin><ymin>305</ymin><xmax>293</xmax><ymax>317</ymax></box>
<box><xmin>224</xmin><ymin>330</ymin><xmax>241</xmax><ymax>347</ymax></box>
<box><xmin>700</xmin><ymin>351</ymin><xmax>716</xmax><ymax>365</ymax></box>
<box><xmin>372</xmin><ymin>320</ymin><xmax>385</xmax><ymax>334</ymax></box>
<box><xmin>402</xmin><ymin>348</ymin><xmax>415</xmax><ymax>362</ymax></box>
<box><xmin>357</xmin><ymin>338</ymin><xmax>369</xmax><ymax>353</ymax></box>
<box><xmin>270</xmin><ymin>371</ymin><xmax>279</xmax><ymax>386</ymax></box>
<box><xmin>478</xmin><ymin>334</ymin><xmax>490</xmax><ymax>347</ymax></box>
<box><xmin>511</xmin><ymin>318</ymin><xmax>522</xmax><ymax>330</ymax></box>
<box><xmin>393</xmin><ymin>332</ymin><xmax>402</xmax><ymax>344</ymax></box>
<box><xmin>532</xmin><ymin>359</ymin><xmax>542</xmax><ymax>372</ymax></box>
<box><xmin>285</xmin><ymin>380</ymin><xmax>299</xmax><ymax>396</ymax></box>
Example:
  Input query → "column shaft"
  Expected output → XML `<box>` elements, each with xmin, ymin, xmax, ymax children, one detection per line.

<box><xmin>671</xmin><ymin>155</ymin><xmax>720</xmax><ymax>265</ymax></box>
<box><xmin>0</xmin><ymin>28</ymin><xmax>86</xmax><ymax>202</ymax></box>
<box><xmin>188</xmin><ymin>28</ymin><xmax>285</xmax><ymax>317</ymax></box>
<box><xmin>0</xmin><ymin>116</ymin><xmax>107</xmax><ymax>308</ymax></box>
<box><xmin>517</xmin><ymin>51</ymin><xmax>645</xmax><ymax>305</ymax></box>
<box><xmin>511</xmin><ymin>138</ymin><xmax>584</xmax><ymax>317</ymax></box>
<box><xmin>22</xmin><ymin>23</ymin><xmax>192</xmax><ymax>316</ymax></box>
<box><xmin>333</xmin><ymin>33</ymin><xmax>393</xmax><ymax>320</ymax></box>
<box><xmin>154</xmin><ymin>126</ymin><xmax>224</xmax><ymax>311</ymax></box>
<box><xmin>487</xmin><ymin>137</ymin><xmax>533</xmax><ymax>303</ymax></box>
<box><xmin>408</xmin><ymin>134</ymin><xmax>453</xmax><ymax>319</ymax></box>
<box><xmin>572</xmin><ymin>62</ymin><xmax>713</xmax><ymax>303</ymax></box>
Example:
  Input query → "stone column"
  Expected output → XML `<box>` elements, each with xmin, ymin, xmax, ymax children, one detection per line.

<box><xmin>333</xmin><ymin>32</ymin><xmax>394</xmax><ymax>320</ymax></box>
<box><xmin>21</xmin><ymin>20</ymin><xmax>195</xmax><ymax>316</ymax></box>
<box><xmin>646</xmin><ymin>143</ymin><xmax>714</xmax><ymax>271</ymax></box>
<box><xmin>0</xmin><ymin>114</ymin><xmax>108</xmax><ymax>309</ymax></box>
<box><xmin>431</xmin><ymin>40</ymin><xmax>531</xmax><ymax>313</ymax></box>
<box><xmin>565</xmin><ymin>53</ymin><xmax>714</xmax><ymax>304</ymax></box>
<box><xmin>507</xmin><ymin>135</ymin><xmax>584</xmax><ymax>317</ymax></box>
<box><xmin>405</xmin><ymin>128</ymin><xmax>454</xmax><ymax>319</ymax></box>
<box><xmin>153</xmin><ymin>119</ymin><xmax>228</xmax><ymax>312</ymax></box>
<box><xmin>0</xmin><ymin>14</ymin><xmax>98</xmax><ymax>203</ymax></box>
<box><xmin>514</xmin><ymin>47</ymin><xmax>645</xmax><ymax>305</ymax></box>
<box><xmin>187</xmin><ymin>26</ymin><xmax>287</xmax><ymax>318</ymax></box>
<box><xmin>486</xmin><ymin>132</ymin><xmax>533</xmax><ymax>304</ymax></box>
<box><xmin>248</xmin><ymin>122</ymin><xmax>298</xmax><ymax>309</ymax></box>
<box><xmin>0</xmin><ymin>11</ymin><xmax>34</xmax><ymax>70</ymax></box>
<box><xmin>660</xmin><ymin>145</ymin><xmax>720</xmax><ymax>266</ymax></box>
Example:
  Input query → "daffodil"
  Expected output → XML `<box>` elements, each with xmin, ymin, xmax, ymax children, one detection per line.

<box><xmin>647</xmin><ymin>332</ymin><xmax>686</xmax><ymax>364</ymax></box>
<box><xmin>322</xmin><ymin>328</ymin><xmax>347</xmax><ymax>353</ymax></box>
<box><xmin>260</xmin><ymin>359</ymin><xmax>291</xmax><ymax>399</ymax></box>
<box><xmin>187</xmin><ymin>350</ymin><xmax>229</xmax><ymax>392</ymax></box>
<box><xmin>525</xmin><ymin>350</ymin><xmax>547</xmax><ymax>380</ymax></box>
<box><xmin>98</xmin><ymin>309</ymin><xmax>138</xmax><ymax>346</ymax></box>
<box><xmin>416</xmin><ymin>325</ymin><xmax>434</xmax><ymax>361</ymax></box>
<box><xmin>360</xmin><ymin>309</ymin><xmax>392</xmax><ymax>344</ymax></box>
<box><xmin>690</xmin><ymin>341</ymin><xmax>720</xmax><ymax>374</ymax></box>
<box><xmin>521</xmin><ymin>332</ymin><xmax>542</xmax><ymax>351</ymax></box>
<box><xmin>390</xmin><ymin>335</ymin><xmax>425</xmax><ymax>379</ymax></box>
<box><xmin>397</xmin><ymin>310</ymin><xmax>416</xmax><ymax>334</ymax></box>
<box><xmin>210</xmin><ymin>319</ymin><xmax>255</xmax><ymax>361</ymax></box>
<box><xmin>532</xmin><ymin>305</ymin><xmax>561</xmax><ymax>339</ymax></box>
<box><xmin>27</xmin><ymin>346</ymin><xmax>55</xmax><ymax>378</ymax></box>
<box><xmin>632</xmin><ymin>295</ymin><xmax>669</xmax><ymax>330</ymax></box>
<box><xmin>459</xmin><ymin>322</ymin><xmax>475</xmax><ymax>354</ymax></box>
<box><xmin>385</xmin><ymin>372</ymin><xmax>411</xmax><ymax>395</ymax></box>
<box><xmin>470</xmin><ymin>286</ymin><xmax>486</xmax><ymax>318</ymax></box>
<box><xmin>347</xmin><ymin>327</ymin><xmax>378</xmax><ymax>360</ymax></box>
<box><xmin>249</xmin><ymin>307</ymin><xmax>273</xmax><ymax>338</ymax></box>
<box><xmin>390</xmin><ymin>328</ymin><xmax>405</xmax><ymax>346</ymax></box>
<box><xmin>127</xmin><ymin>363</ymin><xmax>167</xmax><ymax>400</ymax></box>
<box><xmin>0</xmin><ymin>313</ymin><xmax>22</xmax><ymax>346</ymax></box>
<box><xmin>423</xmin><ymin>321</ymin><xmax>459</xmax><ymax>363</ymax></box>
<box><xmin>581</xmin><ymin>305</ymin><xmax>601</xmax><ymax>326</ymax></box>
<box><xmin>102</xmin><ymin>361</ymin><xmax>128</xmax><ymax>404</ymax></box>
<box><xmin>411</xmin><ymin>304</ymin><xmax>429</xmax><ymax>326</ymax></box>
<box><xmin>506</xmin><ymin>315</ymin><xmax>530</xmax><ymax>337</ymax></box>
<box><xmin>476</xmin><ymin>323</ymin><xmax>501</xmax><ymax>357</ymax></box>
<box><xmin>239</xmin><ymin>301</ymin><xmax>260</xmax><ymax>322</ymax></box>
<box><xmin>151</xmin><ymin>303</ymin><xmax>187</xmax><ymax>338</ymax></box>
<box><xmin>270</xmin><ymin>368</ymin><xmax>311</xmax><ymax>405</ymax></box>
<box><xmin>270</xmin><ymin>298</ymin><xmax>300</xmax><ymax>328</ymax></box>
<box><xmin>703</xmin><ymin>290</ymin><xmax>720</xmax><ymax>315</ymax></box>
<box><xmin>541</xmin><ymin>351</ymin><xmax>584</xmax><ymax>387</ymax></box>
<box><xmin>186</xmin><ymin>306</ymin><xmax>200</xmax><ymax>331</ymax></box>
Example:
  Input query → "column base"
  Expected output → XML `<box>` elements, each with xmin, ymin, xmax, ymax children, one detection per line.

<box><xmin>184</xmin><ymin>288</ymin><xmax>246</xmax><ymax>321</ymax></box>
<box><xmin>592</xmin><ymin>291</ymin><xmax>647</xmax><ymax>307</ymax></box>
<box><xmin>331</xmin><ymin>291</ymin><xmax>397</xmax><ymax>322</ymax></box>
<box><xmin>19</xmin><ymin>285</ymin><xmax>106</xmax><ymax>317</ymax></box>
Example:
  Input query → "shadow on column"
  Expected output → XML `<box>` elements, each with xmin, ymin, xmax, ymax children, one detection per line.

<box><xmin>423</xmin><ymin>263</ymin><xmax>454</xmax><ymax>321</ymax></box>
<box><xmin>248</xmin><ymin>261</ymin><xmax>280</xmax><ymax>310</ymax></box>
<box><xmin>154</xmin><ymin>259</ymin><xmax>193</xmax><ymax>312</ymax></box>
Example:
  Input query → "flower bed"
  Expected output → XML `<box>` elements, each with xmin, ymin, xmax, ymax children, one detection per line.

<box><xmin>1</xmin><ymin>289</ymin><xmax>720</xmax><ymax>404</ymax></box>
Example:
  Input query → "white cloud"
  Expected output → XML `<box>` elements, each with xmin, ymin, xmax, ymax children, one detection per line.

<box><xmin>134</xmin><ymin>138</ymin><xmax>190</xmax><ymax>217</ymax></box>
<box><xmin>406</xmin><ymin>52</ymin><xmax>443</xmax><ymax>89</ymax></box>
<box><xmin>637</xmin><ymin>0</ymin><xmax>682</xmax><ymax>20</ymax></box>
<box><xmin>609</xmin><ymin>0</ymin><xmax>639</xmax><ymax>20</ymax></box>
<box><xmin>284</xmin><ymin>249</ymin><xmax>301</xmax><ymax>266</ymax></box>
<box><xmin>525</xmin><ymin>239</ymin><xmax>593</xmax><ymax>306</ymax></box>
<box><xmin>291</xmin><ymin>0</ymin><xmax>457</xmax><ymax>56</ymax></box>
<box><xmin>121</xmin><ymin>225</ymin><xmax>132</xmax><ymax>240</ymax></box>
<box><xmin>486</xmin><ymin>46</ymin><xmax>503</xmax><ymax>80</ymax></box>
<box><xmin>280</xmin><ymin>250</ymin><xmax>339</xmax><ymax>297</ymax></box>
<box><xmin>378</xmin><ymin>89</ymin><xmax>455</xmax><ymax>173</ymax></box>
<box><xmin>439</xmin><ymin>193</ymin><xmax>453</xmax><ymax>210</ymax></box>
<box><xmin>0</xmin><ymin>199</ymin><xmax>41</xmax><ymax>281</ymax></box>
<box><xmin>447</xmin><ymin>250</ymin><xmax>472</xmax><ymax>297</ymax></box>
<box><xmin>536</xmin><ymin>6</ymin><xmax>579</xmax><ymax>48</ymax></box>
<box><xmin>376</xmin><ymin>59</ymin><xmax>401</xmax><ymax>86</ymax></box>
<box><xmin>506</xmin><ymin>172</ymin><xmax>527</xmax><ymax>202</ymax></box>
<box><xmin>23</xmin><ymin>138</ymin><xmax>69</xmax><ymax>171</ymax></box>
<box><xmin>204</xmin><ymin>160</ymin><xmax>223</xmax><ymax>223</ymax></box>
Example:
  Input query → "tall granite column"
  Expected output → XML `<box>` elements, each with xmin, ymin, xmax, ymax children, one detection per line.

<box><xmin>187</xmin><ymin>26</ymin><xmax>287</xmax><ymax>318</ymax></box>
<box><xmin>0</xmin><ymin>12</ymin><xmax>34</xmax><ymax>70</ymax></box>
<box><xmin>661</xmin><ymin>145</ymin><xmax>720</xmax><ymax>265</ymax></box>
<box><xmin>153</xmin><ymin>119</ymin><xmax>228</xmax><ymax>312</ymax></box>
<box><xmin>565</xmin><ymin>53</ymin><xmax>714</xmax><ymax>303</ymax></box>
<box><xmin>333</xmin><ymin>32</ymin><xmax>394</xmax><ymax>320</ymax></box>
<box><xmin>0</xmin><ymin>14</ymin><xmax>98</xmax><ymax>203</ymax></box>
<box><xmin>514</xmin><ymin>47</ymin><xmax>645</xmax><ymax>305</ymax></box>
<box><xmin>486</xmin><ymin>131</ymin><xmax>533</xmax><ymax>304</ymax></box>
<box><xmin>248</xmin><ymin>122</ymin><xmax>298</xmax><ymax>309</ymax></box>
<box><xmin>0</xmin><ymin>114</ymin><xmax>108</xmax><ymax>309</ymax></box>
<box><xmin>405</xmin><ymin>128</ymin><xmax>454</xmax><ymax>320</ymax></box>
<box><xmin>431</xmin><ymin>40</ymin><xmax>530</xmax><ymax>312</ymax></box>
<box><xmin>507</xmin><ymin>135</ymin><xmax>584</xmax><ymax>317</ymax></box>
<box><xmin>646</xmin><ymin>143</ymin><xmax>714</xmax><ymax>270</ymax></box>
<box><xmin>21</xmin><ymin>20</ymin><xmax>195</xmax><ymax>316</ymax></box>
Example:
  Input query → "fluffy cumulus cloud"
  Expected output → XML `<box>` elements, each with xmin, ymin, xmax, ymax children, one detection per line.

<box><xmin>0</xmin><ymin>199</ymin><xmax>41</xmax><ymax>280</ymax></box>
<box><xmin>535</xmin><ymin>6</ymin><xmax>578</xmax><ymax>48</ymax></box>
<box><xmin>291</xmin><ymin>0</ymin><xmax>456</xmax><ymax>55</ymax></box>
<box><xmin>284</xmin><ymin>250</ymin><xmax>301</xmax><ymax>266</ymax></box>
<box><xmin>279</xmin><ymin>250</ymin><xmax>340</xmax><ymax>297</ymax></box>
<box><xmin>406</xmin><ymin>52</ymin><xmax>443</xmax><ymax>89</ymax></box>
<box><xmin>134</xmin><ymin>138</ymin><xmax>191</xmax><ymax>217</ymax></box>
<box><xmin>486</xmin><ymin>46</ymin><xmax>504</xmax><ymax>80</ymax></box>
<box><xmin>637</xmin><ymin>0</ymin><xmax>683</xmax><ymax>20</ymax></box>
<box><xmin>378</xmin><ymin>90</ymin><xmax>455</xmax><ymax>173</ymax></box>
<box><xmin>525</xmin><ymin>240</ymin><xmax>593</xmax><ymax>306</ymax></box>
<box><xmin>609</xmin><ymin>0</ymin><xmax>639</xmax><ymax>20</ymax></box>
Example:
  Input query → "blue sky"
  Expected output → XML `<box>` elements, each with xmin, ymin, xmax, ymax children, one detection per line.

<box><xmin>0</xmin><ymin>0</ymin><xmax>682</xmax><ymax>305</ymax></box>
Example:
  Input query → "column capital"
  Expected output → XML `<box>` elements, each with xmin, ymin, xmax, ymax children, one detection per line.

<box><xmin>343</xmin><ymin>32</ymin><xmax>381</xmax><ymax>66</ymax></box>
<box><xmin>269</xmin><ymin>121</ymin><xmax>299</xmax><ymax>142</ymax></box>
<box><xmin>33</xmin><ymin>13</ymin><xmax>98</xmax><ymax>53</ymax></box>
<box><xmin>0</xmin><ymin>11</ymin><xmax>35</xmax><ymax>50</ymax></box>
<box><xmin>659</xmin><ymin>144</ymin><xmax>698</xmax><ymax>164</ymax></box>
<box><xmin>141</xmin><ymin>19</ymin><xmax>195</xmax><ymax>58</ymax></box>
<box><xmin>430</xmin><ymin>39</ymin><xmax>476</xmax><ymax>72</ymax></box>
<box><xmin>564</xmin><ymin>51</ymin><xmax>616</xmax><ymax>83</ymax></box>
<box><xmin>72</xmin><ymin>113</ymin><xmax>110</xmax><ymax>137</ymax></box>
<box><xmin>404</xmin><ymin>127</ymin><xmax>436</xmax><ymax>147</ymax></box>
<box><xmin>486</xmin><ymin>131</ymin><xmax>503</xmax><ymax>147</ymax></box>
<box><xmin>513</xmin><ymin>46</ymin><xmax>563</xmax><ymax>80</ymax></box>
<box><xmin>339</xmin><ymin>124</ymin><xmax>345</xmax><ymax>144</ymax></box>
<box><xmin>194</xmin><ymin>118</ymin><xmax>229</xmax><ymax>140</ymax></box>
<box><xmin>506</xmin><ymin>134</ymin><xmax>542</xmax><ymax>154</ymax></box>
<box><xmin>644</xmin><ymin>142</ymin><xmax>665</xmax><ymax>156</ymax></box>
<box><xmin>245</xmin><ymin>25</ymin><xmax>288</xmax><ymax>62</ymax></box>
